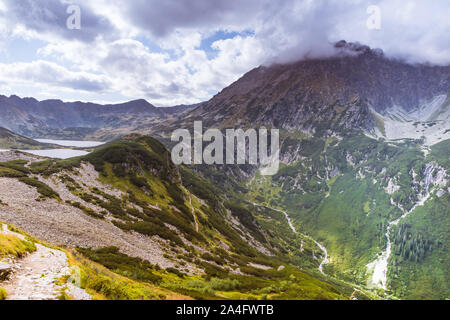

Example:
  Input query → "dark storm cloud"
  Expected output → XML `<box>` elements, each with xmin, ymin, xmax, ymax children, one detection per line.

<box><xmin>118</xmin><ymin>0</ymin><xmax>265</xmax><ymax>37</ymax></box>
<box><xmin>2</xmin><ymin>0</ymin><xmax>117</xmax><ymax>42</ymax></box>
<box><xmin>60</xmin><ymin>77</ymin><xmax>110</xmax><ymax>92</ymax></box>
<box><xmin>117</xmin><ymin>0</ymin><xmax>450</xmax><ymax>65</ymax></box>
<box><xmin>0</xmin><ymin>0</ymin><xmax>449</xmax><ymax>105</ymax></box>
<box><xmin>3</xmin><ymin>0</ymin><xmax>449</xmax><ymax>65</ymax></box>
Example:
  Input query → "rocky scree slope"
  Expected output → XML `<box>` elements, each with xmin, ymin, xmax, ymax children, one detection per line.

<box><xmin>0</xmin><ymin>136</ymin><xmax>356</xmax><ymax>300</ymax></box>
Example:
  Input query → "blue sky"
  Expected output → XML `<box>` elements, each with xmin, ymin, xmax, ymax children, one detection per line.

<box><xmin>0</xmin><ymin>0</ymin><xmax>448</xmax><ymax>106</ymax></box>
<box><xmin>0</xmin><ymin>38</ymin><xmax>46</xmax><ymax>63</ymax></box>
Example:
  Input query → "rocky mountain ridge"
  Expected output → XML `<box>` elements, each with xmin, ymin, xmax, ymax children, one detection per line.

<box><xmin>0</xmin><ymin>95</ymin><xmax>192</xmax><ymax>140</ymax></box>
<box><xmin>162</xmin><ymin>41</ymin><xmax>449</xmax><ymax>141</ymax></box>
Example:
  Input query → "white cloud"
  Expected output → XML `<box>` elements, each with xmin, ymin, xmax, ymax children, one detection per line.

<box><xmin>0</xmin><ymin>0</ymin><xmax>448</xmax><ymax>106</ymax></box>
<box><xmin>0</xmin><ymin>60</ymin><xmax>111</xmax><ymax>92</ymax></box>
<box><xmin>34</xmin><ymin>34</ymin><xmax>264</xmax><ymax>106</ymax></box>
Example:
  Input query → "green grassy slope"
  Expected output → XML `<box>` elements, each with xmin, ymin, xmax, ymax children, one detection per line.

<box><xmin>0</xmin><ymin>127</ymin><xmax>54</xmax><ymax>149</ymax></box>
<box><xmin>0</xmin><ymin>135</ymin><xmax>353</xmax><ymax>300</ymax></box>
<box><xmin>389</xmin><ymin>193</ymin><xmax>449</xmax><ymax>299</ymax></box>
<box><xmin>238</xmin><ymin>132</ymin><xmax>449</xmax><ymax>299</ymax></box>
<box><xmin>388</xmin><ymin>140</ymin><xmax>450</xmax><ymax>299</ymax></box>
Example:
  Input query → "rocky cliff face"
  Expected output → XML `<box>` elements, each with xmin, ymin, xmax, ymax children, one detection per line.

<box><xmin>175</xmin><ymin>41</ymin><xmax>450</xmax><ymax>137</ymax></box>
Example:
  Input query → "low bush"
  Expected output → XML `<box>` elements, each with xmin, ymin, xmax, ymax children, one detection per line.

<box><xmin>18</xmin><ymin>177</ymin><xmax>60</xmax><ymax>200</ymax></box>
<box><xmin>0</xmin><ymin>233</ymin><xmax>36</xmax><ymax>258</ymax></box>
<box><xmin>67</xmin><ymin>201</ymin><xmax>105</xmax><ymax>219</ymax></box>
<box><xmin>0</xmin><ymin>166</ymin><xmax>26</xmax><ymax>178</ymax></box>
<box><xmin>76</xmin><ymin>247</ymin><xmax>162</xmax><ymax>284</ymax></box>
<box><xmin>0</xmin><ymin>288</ymin><xmax>6</xmax><ymax>300</ymax></box>
<box><xmin>165</xmin><ymin>267</ymin><xmax>186</xmax><ymax>278</ymax></box>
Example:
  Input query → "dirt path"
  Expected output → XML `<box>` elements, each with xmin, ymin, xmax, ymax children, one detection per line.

<box><xmin>0</xmin><ymin>223</ymin><xmax>90</xmax><ymax>300</ymax></box>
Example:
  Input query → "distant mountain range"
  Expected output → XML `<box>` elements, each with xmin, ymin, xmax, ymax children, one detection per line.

<box><xmin>0</xmin><ymin>96</ymin><xmax>195</xmax><ymax>140</ymax></box>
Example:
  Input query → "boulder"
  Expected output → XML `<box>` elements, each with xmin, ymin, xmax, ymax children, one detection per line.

<box><xmin>0</xmin><ymin>262</ymin><xmax>12</xmax><ymax>281</ymax></box>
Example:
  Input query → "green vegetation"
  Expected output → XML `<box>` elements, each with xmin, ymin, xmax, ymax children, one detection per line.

<box><xmin>169</xmin><ymin>264</ymin><xmax>349</xmax><ymax>300</ymax></box>
<box><xmin>66</xmin><ymin>201</ymin><xmax>105</xmax><ymax>219</ymax></box>
<box><xmin>18</xmin><ymin>177</ymin><xmax>60</xmax><ymax>200</ymax></box>
<box><xmin>0</xmin><ymin>160</ymin><xmax>61</xmax><ymax>200</ymax></box>
<box><xmin>239</xmin><ymin>132</ymin><xmax>449</xmax><ymax>299</ymax></box>
<box><xmin>429</xmin><ymin>139</ymin><xmax>450</xmax><ymax>168</ymax></box>
<box><xmin>0</xmin><ymin>288</ymin><xmax>6</xmax><ymax>300</ymax></box>
<box><xmin>19</xmin><ymin>133</ymin><xmax>349</xmax><ymax>300</ymax></box>
<box><xmin>76</xmin><ymin>247</ymin><xmax>162</xmax><ymax>284</ymax></box>
<box><xmin>225</xmin><ymin>201</ymin><xmax>267</xmax><ymax>245</ymax></box>
<box><xmin>179</xmin><ymin>166</ymin><xmax>219</xmax><ymax>204</ymax></box>
<box><xmin>389</xmin><ymin>192</ymin><xmax>449</xmax><ymax>299</ymax></box>
<box><xmin>1</xmin><ymin>220</ymin><xmax>187</xmax><ymax>301</ymax></box>
<box><xmin>0</xmin><ymin>160</ymin><xmax>30</xmax><ymax>177</ymax></box>
<box><xmin>0</xmin><ymin>127</ymin><xmax>53</xmax><ymax>149</ymax></box>
<box><xmin>83</xmin><ymin>136</ymin><xmax>175</xmax><ymax>182</ymax></box>
<box><xmin>9</xmin><ymin>133</ymin><xmax>437</xmax><ymax>300</ymax></box>
<box><xmin>0</xmin><ymin>166</ymin><xmax>27</xmax><ymax>178</ymax></box>
<box><xmin>75</xmin><ymin>246</ymin><xmax>348</xmax><ymax>300</ymax></box>
<box><xmin>22</xmin><ymin>136</ymin><xmax>273</xmax><ymax>270</ymax></box>
<box><xmin>29</xmin><ymin>158</ymin><xmax>83</xmax><ymax>176</ymax></box>
<box><xmin>66</xmin><ymin>250</ymin><xmax>188</xmax><ymax>300</ymax></box>
<box><xmin>0</xmin><ymin>233</ymin><xmax>36</xmax><ymax>258</ymax></box>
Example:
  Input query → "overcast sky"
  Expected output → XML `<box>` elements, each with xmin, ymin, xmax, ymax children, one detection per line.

<box><xmin>0</xmin><ymin>0</ymin><xmax>448</xmax><ymax>106</ymax></box>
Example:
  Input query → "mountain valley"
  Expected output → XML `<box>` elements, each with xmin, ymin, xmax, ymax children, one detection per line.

<box><xmin>0</xmin><ymin>42</ymin><xmax>449</xmax><ymax>300</ymax></box>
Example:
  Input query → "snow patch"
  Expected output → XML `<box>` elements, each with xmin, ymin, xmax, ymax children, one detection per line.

<box><xmin>368</xmin><ymin>94</ymin><xmax>450</xmax><ymax>146</ymax></box>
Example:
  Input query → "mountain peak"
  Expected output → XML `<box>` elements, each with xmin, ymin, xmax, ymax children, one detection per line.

<box><xmin>130</xmin><ymin>98</ymin><xmax>151</xmax><ymax>104</ymax></box>
<box><xmin>119</xmin><ymin>98</ymin><xmax>154</xmax><ymax>108</ymax></box>
<box><xmin>334</xmin><ymin>40</ymin><xmax>384</xmax><ymax>57</ymax></box>
<box><xmin>176</xmin><ymin>43</ymin><xmax>449</xmax><ymax>137</ymax></box>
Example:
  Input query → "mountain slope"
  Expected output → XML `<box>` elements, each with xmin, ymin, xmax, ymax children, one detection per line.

<box><xmin>0</xmin><ymin>221</ymin><xmax>189</xmax><ymax>300</ymax></box>
<box><xmin>160</xmin><ymin>41</ymin><xmax>449</xmax><ymax>140</ymax></box>
<box><xmin>0</xmin><ymin>127</ymin><xmax>55</xmax><ymax>149</ymax></box>
<box><xmin>200</xmin><ymin>132</ymin><xmax>449</xmax><ymax>299</ymax></box>
<box><xmin>369</xmin><ymin>94</ymin><xmax>450</xmax><ymax>145</ymax></box>
<box><xmin>2</xmin><ymin>40</ymin><xmax>448</xmax><ymax>300</ymax></box>
<box><xmin>0</xmin><ymin>135</ymin><xmax>360</xmax><ymax>300</ymax></box>
<box><xmin>0</xmin><ymin>96</ymin><xmax>188</xmax><ymax>140</ymax></box>
<box><xmin>148</xmin><ymin>42</ymin><xmax>450</xmax><ymax>299</ymax></box>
